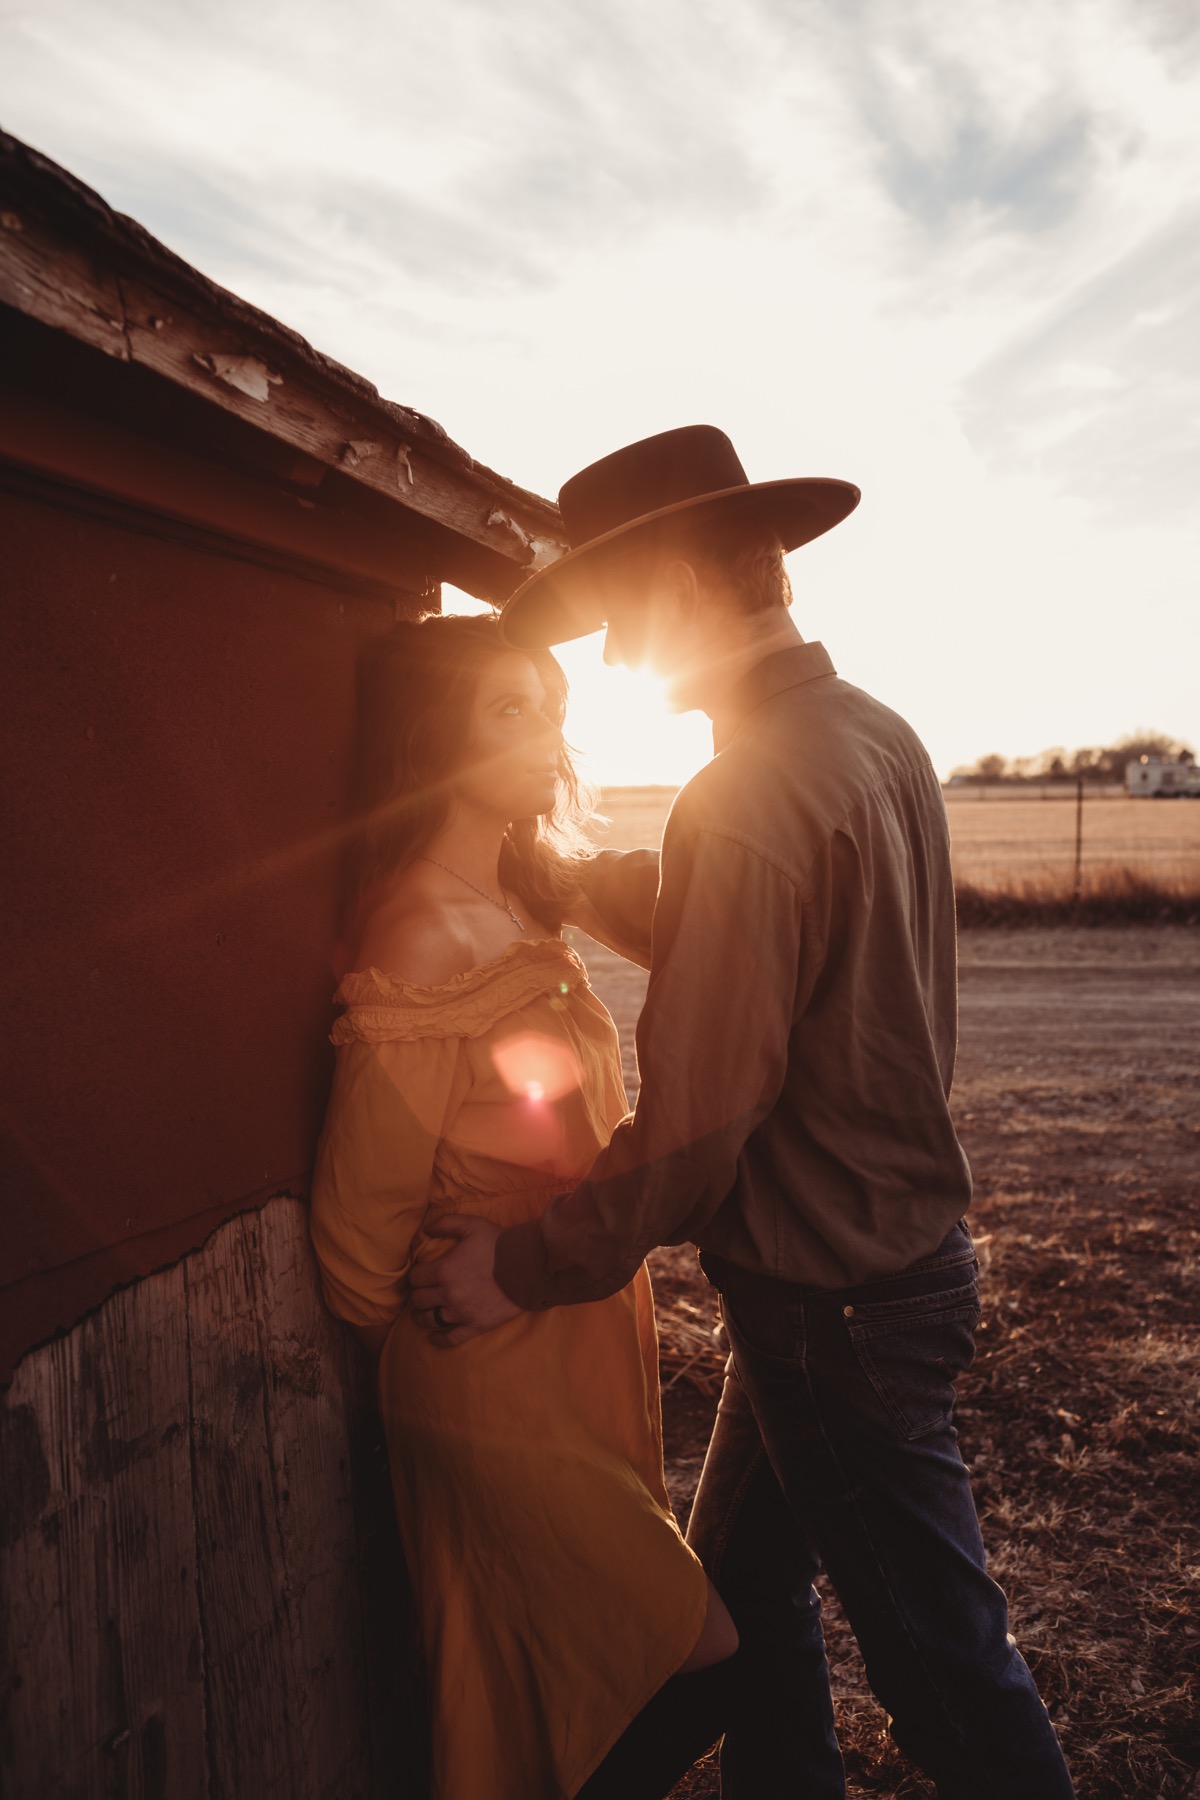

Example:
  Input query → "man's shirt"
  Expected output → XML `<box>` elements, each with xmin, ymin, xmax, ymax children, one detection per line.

<box><xmin>494</xmin><ymin>640</ymin><xmax>972</xmax><ymax>1309</ymax></box>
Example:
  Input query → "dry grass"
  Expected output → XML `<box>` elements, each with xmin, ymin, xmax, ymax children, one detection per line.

<box><xmin>942</xmin><ymin>1200</ymin><xmax>1200</xmax><ymax>1800</ymax></box>
<box><xmin>944</xmin><ymin>792</ymin><xmax>1200</xmax><ymax>889</ymax></box>
<box><xmin>645</xmin><ymin>925</ymin><xmax>1200</xmax><ymax>1800</ymax></box>
<box><xmin>583</xmin><ymin>792</ymin><xmax>1200</xmax><ymax>1796</ymax></box>
<box><xmin>956</xmin><ymin>864</ymin><xmax>1200</xmax><ymax>927</ymax></box>
<box><xmin>655</xmin><ymin>1193</ymin><xmax>1200</xmax><ymax>1799</ymax></box>
<box><xmin>592</xmin><ymin>786</ymin><xmax>1200</xmax><ymax>927</ymax></box>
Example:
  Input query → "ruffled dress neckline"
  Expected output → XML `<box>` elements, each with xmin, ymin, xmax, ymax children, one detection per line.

<box><xmin>332</xmin><ymin>936</ymin><xmax>592</xmax><ymax>1044</ymax></box>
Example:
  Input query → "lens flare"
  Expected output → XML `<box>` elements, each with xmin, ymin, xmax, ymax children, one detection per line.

<box><xmin>491</xmin><ymin>1031</ymin><xmax>582</xmax><ymax>1103</ymax></box>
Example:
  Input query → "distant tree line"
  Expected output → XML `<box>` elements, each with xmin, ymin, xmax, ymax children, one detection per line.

<box><xmin>951</xmin><ymin>731</ymin><xmax>1196</xmax><ymax>786</ymax></box>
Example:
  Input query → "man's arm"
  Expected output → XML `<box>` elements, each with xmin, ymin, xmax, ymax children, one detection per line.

<box><xmin>560</xmin><ymin>848</ymin><xmax>661</xmax><ymax>968</ymax></box>
<box><xmin>494</xmin><ymin>822</ymin><xmax>813</xmax><ymax>1309</ymax></box>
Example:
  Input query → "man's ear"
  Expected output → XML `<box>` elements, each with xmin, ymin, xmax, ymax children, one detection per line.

<box><xmin>663</xmin><ymin>557</ymin><xmax>703</xmax><ymax>620</ymax></box>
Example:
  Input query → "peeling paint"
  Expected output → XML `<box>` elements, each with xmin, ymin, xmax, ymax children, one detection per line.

<box><xmin>396</xmin><ymin>444</ymin><xmax>414</xmax><ymax>486</ymax></box>
<box><xmin>192</xmin><ymin>353</ymin><xmax>281</xmax><ymax>404</ymax></box>
<box><xmin>487</xmin><ymin>510</ymin><xmax>565</xmax><ymax>568</ymax></box>
<box><xmin>487</xmin><ymin>507</ymin><xmax>528</xmax><ymax>547</ymax></box>
<box><xmin>528</xmin><ymin>536</ymin><xmax>565</xmax><ymax>571</ymax></box>
<box><xmin>339</xmin><ymin>440</ymin><xmax>381</xmax><ymax>469</ymax></box>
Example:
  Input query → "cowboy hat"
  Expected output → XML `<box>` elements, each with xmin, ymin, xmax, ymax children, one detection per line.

<box><xmin>500</xmin><ymin>425</ymin><xmax>859</xmax><ymax>648</ymax></box>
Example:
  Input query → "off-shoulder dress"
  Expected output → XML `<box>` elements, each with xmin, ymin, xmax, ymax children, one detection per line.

<box><xmin>309</xmin><ymin>937</ymin><xmax>708</xmax><ymax>1800</ymax></box>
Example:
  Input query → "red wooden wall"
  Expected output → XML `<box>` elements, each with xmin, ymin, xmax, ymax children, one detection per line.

<box><xmin>0</xmin><ymin>482</ymin><xmax>406</xmax><ymax>1378</ymax></box>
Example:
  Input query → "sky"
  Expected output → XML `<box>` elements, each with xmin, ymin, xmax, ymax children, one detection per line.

<box><xmin>3</xmin><ymin>0</ymin><xmax>1198</xmax><ymax>786</ymax></box>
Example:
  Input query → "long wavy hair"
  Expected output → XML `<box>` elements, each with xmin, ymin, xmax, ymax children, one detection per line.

<box><xmin>342</xmin><ymin>611</ymin><xmax>596</xmax><ymax>929</ymax></box>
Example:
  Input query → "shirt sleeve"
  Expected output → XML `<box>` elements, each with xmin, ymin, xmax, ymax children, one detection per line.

<box><xmin>309</xmin><ymin>1034</ymin><xmax>463</xmax><ymax>1327</ymax></box>
<box><xmin>578</xmin><ymin>849</ymin><xmax>661</xmax><ymax>961</ymax></box>
<box><xmin>494</xmin><ymin>821</ymin><xmax>814</xmax><ymax>1308</ymax></box>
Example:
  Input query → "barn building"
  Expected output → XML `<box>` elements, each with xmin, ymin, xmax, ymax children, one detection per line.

<box><xmin>0</xmin><ymin>129</ymin><xmax>567</xmax><ymax>1797</ymax></box>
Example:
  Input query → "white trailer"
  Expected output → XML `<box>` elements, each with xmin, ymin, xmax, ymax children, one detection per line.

<box><xmin>1126</xmin><ymin>755</ymin><xmax>1200</xmax><ymax>797</ymax></box>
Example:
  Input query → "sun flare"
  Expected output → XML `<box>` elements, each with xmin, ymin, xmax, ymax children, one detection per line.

<box><xmin>442</xmin><ymin>591</ymin><xmax>714</xmax><ymax>791</ymax></box>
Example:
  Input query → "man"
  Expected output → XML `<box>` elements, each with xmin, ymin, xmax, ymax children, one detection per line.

<box><xmin>411</xmin><ymin>426</ymin><xmax>1075</xmax><ymax>1798</ymax></box>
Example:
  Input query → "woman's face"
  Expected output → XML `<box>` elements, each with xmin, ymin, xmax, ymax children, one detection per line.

<box><xmin>452</xmin><ymin>651</ymin><xmax>563</xmax><ymax>822</ymax></box>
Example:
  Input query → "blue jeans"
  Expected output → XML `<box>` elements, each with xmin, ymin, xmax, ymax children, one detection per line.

<box><xmin>685</xmin><ymin>1224</ymin><xmax>1075</xmax><ymax>1799</ymax></box>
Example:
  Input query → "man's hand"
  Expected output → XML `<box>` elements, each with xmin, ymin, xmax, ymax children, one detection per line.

<box><xmin>407</xmin><ymin>1215</ymin><xmax>523</xmax><ymax>1346</ymax></box>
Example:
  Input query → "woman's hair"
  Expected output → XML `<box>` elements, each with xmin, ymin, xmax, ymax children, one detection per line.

<box><xmin>342</xmin><ymin>611</ymin><xmax>595</xmax><ymax>928</ymax></box>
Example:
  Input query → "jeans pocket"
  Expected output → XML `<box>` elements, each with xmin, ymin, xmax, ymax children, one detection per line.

<box><xmin>844</xmin><ymin>1280</ymin><xmax>981</xmax><ymax>1440</ymax></box>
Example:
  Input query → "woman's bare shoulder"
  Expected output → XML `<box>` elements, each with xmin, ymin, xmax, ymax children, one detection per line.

<box><xmin>346</xmin><ymin>869</ymin><xmax>477</xmax><ymax>987</ymax></box>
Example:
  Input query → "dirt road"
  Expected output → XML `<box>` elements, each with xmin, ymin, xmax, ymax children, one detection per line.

<box><xmin>566</xmin><ymin>923</ymin><xmax>1200</xmax><ymax>1798</ymax></box>
<box><xmin>570</xmin><ymin>924</ymin><xmax>1200</xmax><ymax>1111</ymax></box>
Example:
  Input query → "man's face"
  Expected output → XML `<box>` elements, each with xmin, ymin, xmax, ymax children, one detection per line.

<box><xmin>601</xmin><ymin>595</ymin><xmax>650</xmax><ymax>673</ymax></box>
<box><xmin>601</xmin><ymin>562</ymin><xmax>718</xmax><ymax>713</ymax></box>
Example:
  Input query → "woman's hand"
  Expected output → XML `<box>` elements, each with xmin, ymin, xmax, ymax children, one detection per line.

<box><xmin>408</xmin><ymin>1216</ymin><xmax>523</xmax><ymax>1345</ymax></box>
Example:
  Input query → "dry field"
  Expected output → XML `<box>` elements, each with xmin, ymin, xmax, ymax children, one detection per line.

<box><xmin>946</xmin><ymin>789</ymin><xmax>1200</xmax><ymax>888</ymax></box>
<box><xmin>592</xmin><ymin>783</ymin><xmax>1200</xmax><ymax>890</ymax></box>
<box><xmin>566</xmin><ymin>786</ymin><xmax>1200</xmax><ymax>1799</ymax></box>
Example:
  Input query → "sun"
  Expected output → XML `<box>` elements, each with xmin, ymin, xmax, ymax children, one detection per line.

<box><xmin>442</xmin><ymin>590</ymin><xmax>713</xmax><ymax>791</ymax></box>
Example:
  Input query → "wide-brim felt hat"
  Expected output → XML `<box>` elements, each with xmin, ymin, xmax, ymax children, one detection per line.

<box><xmin>501</xmin><ymin>425</ymin><xmax>860</xmax><ymax>648</ymax></box>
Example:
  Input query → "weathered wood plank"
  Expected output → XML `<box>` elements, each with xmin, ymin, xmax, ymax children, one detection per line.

<box><xmin>0</xmin><ymin>1265</ymin><xmax>206</xmax><ymax>1800</ymax></box>
<box><xmin>253</xmin><ymin>1201</ymin><xmax>385</xmax><ymax>1790</ymax></box>
<box><xmin>0</xmin><ymin>209</ymin><xmax>128</xmax><ymax>361</ymax></box>
<box><xmin>119</xmin><ymin>270</ymin><xmax>564</xmax><ymax>579</ymax></box>
<box><xmin>0</xmin><ymin>200</ymin><xmax>567</xmax><ymax>590</ymax></box>
<box><xmin>184</xmin><ymin>1212</ymin><xmax>312</xmax><ymax>1799</ymax></box>
<box><xmin>0</xmin><ymin>1197</ymin><xmax>413</xmax><ymax>1800</ymax></box>
<box><xmin>184</xmin><ymin>1204</ymin><xmax>379</xmax><ymax>1798</ymax></box>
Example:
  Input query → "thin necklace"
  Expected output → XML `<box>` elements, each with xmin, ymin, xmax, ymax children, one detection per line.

<box><xmin>420</xmin><ymin>857</ymin><xmax>525</xmax><ymax>931</ymax></box>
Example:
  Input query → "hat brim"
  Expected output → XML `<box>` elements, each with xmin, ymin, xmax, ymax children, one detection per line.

<box><xmin>501</xmin><ymin>476</ymin><xmax>859</xmax><ymax>648</ymax></box>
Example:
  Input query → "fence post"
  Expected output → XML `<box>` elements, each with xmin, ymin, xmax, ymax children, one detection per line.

<box><xmin>1073</xmin><ymin>776</ymin><xmax>1085</xmax><ymax>901</ymax></box>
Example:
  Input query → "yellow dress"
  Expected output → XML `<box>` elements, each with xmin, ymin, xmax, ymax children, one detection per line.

<box><xmin>309</xmin><ymin>937</ymin><xmax>708</xmax><ymax>1800</ymax></box>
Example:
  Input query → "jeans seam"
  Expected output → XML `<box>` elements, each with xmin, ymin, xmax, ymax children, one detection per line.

<box><xmin>847</xmin><ymin>1292</ymin><xmax>981</xmax><ymax>1330</ymax></box>
<box><xmin>736</xmin><ymin>1314</ymin><xmax>980</xmax><ymax>1780</ymax></box>
<box><xmin>843</xmin><ymin>1495</ymin><xmax>981</xmax><ymax>1777</ymax></box>
<box><xmin>702</xmin><ymin>1437</ymin><xmax>771</xmax><ymax>1582</ymax></box>
<box><xmin>865</xmin><ymin>1251</ymin><xmax>977</xmax><ymax>1284</ymax></box>
<box><xmin>815</xmin><ymin>1436</ymin><xmax>977</xmax><ymax>1770</ymax></box>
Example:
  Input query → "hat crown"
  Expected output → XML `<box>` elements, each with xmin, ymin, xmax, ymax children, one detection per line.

<box><xmin>558</xmin><ymin>425</ymin><xmax>749</xmax><ymax>550</ymax></box>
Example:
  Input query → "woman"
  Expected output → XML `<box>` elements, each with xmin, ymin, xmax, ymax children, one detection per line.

<box><xmin>309</xmin><ymin>613</ymin><xmax>736</xmax><ymax>1799</ymax></box>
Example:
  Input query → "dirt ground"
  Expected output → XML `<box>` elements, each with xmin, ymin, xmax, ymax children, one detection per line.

<box><xmin>565</xmin><ymin>924</ymin><xmax>1200</xmax><ymax>1799</ymax></box>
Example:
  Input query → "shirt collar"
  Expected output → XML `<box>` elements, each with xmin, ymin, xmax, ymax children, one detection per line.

<box><xmin>711</xmin><ymin>641</ymin><xmax>837</xmax><ymax>753</ymax></box>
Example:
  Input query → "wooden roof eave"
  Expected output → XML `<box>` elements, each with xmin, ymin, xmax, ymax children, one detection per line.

<box><xmin>0</xmin><ymin>131</ymin><xmax>567</xmax><ymax>602</ymax></box>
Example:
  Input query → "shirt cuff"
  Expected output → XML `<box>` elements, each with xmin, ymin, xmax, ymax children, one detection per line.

<box><xmin>493</xmin><ymin>1216</ymin><xmax>559</xmax><ymax>1311</ymax></box>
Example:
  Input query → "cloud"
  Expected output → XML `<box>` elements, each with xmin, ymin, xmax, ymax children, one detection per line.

<box><xmin>1130</xmin><ymin>0</ymin><xmax>1200</xmax><ymax>70</ymax></box>
<box><xmin>964</xmin><ymin>204</ymin><xmax>1200</xmax><ymax>525</ymax></box>
<box><xmin>2</xmin><ymin>0</ymin><xmax>1197</xmax><ymax>772</ymax></box>
<box><xmin>963</xmin><ymin>211</ymin><xmax>1200</xmax><ymax>524</ymax></box>
<box><xmin>3</xmin><ymin>0</ymin><xmax>778</xmax><ymax>314</ymax></box>
<box><xmin>882</xmin><ymin>110</ymin><xmax>1093</xmax><ymax>234</ymax></box>
<box><xmin>831</xmin><ymin>27</ymin><xmax>1096</xmax><ymax>234</ymax></box>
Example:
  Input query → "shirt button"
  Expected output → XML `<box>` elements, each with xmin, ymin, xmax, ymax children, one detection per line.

<box><xmin>843</xmin><ymin>1305</ymin><xmax>855</xmax><ymax>1318</ymax></box>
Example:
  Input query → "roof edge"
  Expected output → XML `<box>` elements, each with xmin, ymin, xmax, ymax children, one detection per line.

<box><xmin>0</xmin><ymin>129</ymin><xmax>566</xmax><ymax>593</ymax></box>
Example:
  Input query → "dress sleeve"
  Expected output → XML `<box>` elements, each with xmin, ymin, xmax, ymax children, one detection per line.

<box><xmin>309</xmin><ymin>1033</ymin><xmax>464</xmax><ymax>1328</ymax></box>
